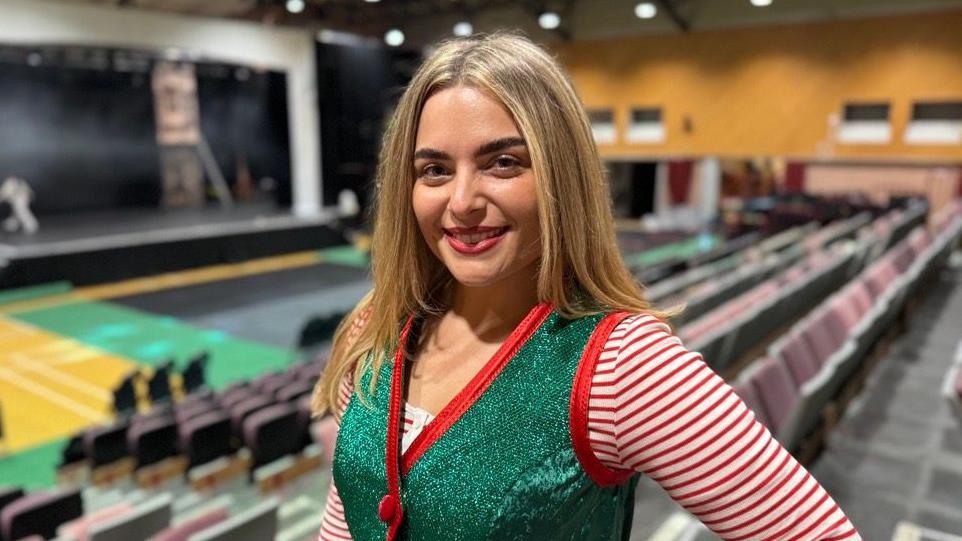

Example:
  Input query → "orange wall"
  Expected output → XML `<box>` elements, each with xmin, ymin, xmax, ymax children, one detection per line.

<box><xmin>555</xmin><ymin>10</ymin><xmax>962</xmax><ymax>161</ymax></box>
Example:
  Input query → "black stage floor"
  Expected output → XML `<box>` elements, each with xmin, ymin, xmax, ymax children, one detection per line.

<box><xmin>0</xmin><ymin>203</ymin><xmax>346</xmax><ymax>289</ymax></box>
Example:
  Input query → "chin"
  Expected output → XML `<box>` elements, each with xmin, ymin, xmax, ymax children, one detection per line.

<box><xmin>447</xmin><ymin>270</ymin><xmax>503</xmax><ymax>289</ymax></box>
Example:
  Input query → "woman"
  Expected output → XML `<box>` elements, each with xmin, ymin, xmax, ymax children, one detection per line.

<box><xmin>313</xmin><ymin>33</ymin><xmax>860</xmax><ymax>540</ymax></box>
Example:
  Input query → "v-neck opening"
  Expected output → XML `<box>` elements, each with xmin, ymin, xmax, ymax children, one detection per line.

<box><xmin>396</xmin><ymin>302</ymin><xmax>553</xmax><ymax>474</ymax></box>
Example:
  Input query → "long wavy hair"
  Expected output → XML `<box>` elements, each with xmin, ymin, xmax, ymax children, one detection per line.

<box><xmin>313</xmin><ymin>32</ymin><xmax>664</xmax><ymax>415</ymax></box>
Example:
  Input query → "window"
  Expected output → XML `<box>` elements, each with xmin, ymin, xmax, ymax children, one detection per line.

<box><xmin>588</xmin><ymin>109</ymin><xmax>616</xmax><ymax>144</ymax></box>
<box><xmin>626</xmin><ymin>107</ymin><xmax>665</xmax><ymax>143</ymax></box>
<box><xmin>836</xmin><ymin>102</ymin><xmax>891</xmax><ymax>144</ymax></box>
<box><xmin>904</xmin><ymin>100</ymin><xmax>962</xmax><ymax>145</ymax></box>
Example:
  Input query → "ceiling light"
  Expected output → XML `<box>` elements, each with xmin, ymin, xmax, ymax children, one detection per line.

<box><xmin>384</xmin><ymin>28</ymin><xmax>405</xmax><ymax>47</ymax></box>
<box><xmin>750</xmin><ymin>0</ymin><xmax>773</xmax><ymax>6</ymax></box>
<box><xmin>286</xmin><ymin>0</ymin><xmax>305</xmax><ymax>14</ymax></box>
<box><xmin>538</xmin><ymin>11</ymin><xmax>561</xmax><ymax>30</ymax></box>
<box><xmin>365</xmin><ymin>0</ymin><xmax>380</xmax><ymax>3</ymax></box>
<box><xmin>635</xmin><ymin>2</ymin><xmax>657</xmax><ymax>19</ymax></box>
<box><xmin>453</xmin><ymin>21</ymin><xmax>473</xmax><ymax>36</ymax></box>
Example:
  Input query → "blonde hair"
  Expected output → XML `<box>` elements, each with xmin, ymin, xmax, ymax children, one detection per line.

<box><xmin>313</xmin><ymin>32</ymin><xmax>663</xmax><ymax>416</ymax></box>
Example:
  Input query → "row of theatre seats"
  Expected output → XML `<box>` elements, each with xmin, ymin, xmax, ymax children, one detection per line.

<box><xmin>649</xmin><ymin>210</ymin><xmax>874</xmax><ymax>327</ymax></box>
<box><xmin>730</xmin><ymin>200</ymin><xmax>962</xmax><ymax>457</ymax></box>
<box><xmin>677</xmin><ymin>201</ymin><xmax>929</xmax><ymax>375</ymax></box>
<box><xmin>636</xmin><ymin>194</ymin><xmax>881</xmax><ymax>286</ymax></box>
<box><xmin>0</xmin><ymin>489</ymin><xmax>277</xmax><ymax>541</ymax></box>
<box><xmin>0</xmin><ymin>359</ymin><xmax>327</xmax><ymax>541</ymax></box>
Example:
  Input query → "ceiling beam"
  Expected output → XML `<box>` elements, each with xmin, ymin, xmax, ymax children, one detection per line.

<box><xmin>654</xmin><ymin>0</ymin><xmax>690</xmax><ymax>33</ymax></box>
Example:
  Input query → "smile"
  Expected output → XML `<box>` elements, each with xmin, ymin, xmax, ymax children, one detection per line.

<box><xmin>442</xmin><ymin>226</ymin><xmax>508</xmax><ymax>255</ymax></box>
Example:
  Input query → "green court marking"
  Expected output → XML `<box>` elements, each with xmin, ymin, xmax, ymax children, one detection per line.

<box><xmin>10</xmin><ymin>300</ymin><xmax>295</xmax><ymax>389</ymax></box>
<box><xmin>3</xmin><ymin>300</ymin><xmax>299</xmax><ymax>488</ymax></box>
<box><xmin>0</xmin><ymin>438</ymin><xmax>63</xmax><ymax>490</ymax></box>
<box><xmin>318</xmin><ymin>245</ymin><xmax>370</xmax><ymax>268</ymax></box>
<box><xmin>0</xmin><ymin>281</ymin><xmax>72</xmax><ymax>307</ymax></box>
<box><xmin>624</xmin><ymin>234</ymin><xmax>721</xmax><ymax>267</ymax></box>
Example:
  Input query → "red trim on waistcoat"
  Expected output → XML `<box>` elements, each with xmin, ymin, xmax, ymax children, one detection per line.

<box><xmin>383</xmin><ymin>316</ymin><xmax>415</xmax><ymax>541</ymax></box>
<box><xmin>569</xmin><ymin>311</ymin><xmax>636</xmax><ymax>487</ymax></box>
<box><xmin>399</xmin><ymin>302</ymin><xmax>553</xmax><ymax>474</ymax></box>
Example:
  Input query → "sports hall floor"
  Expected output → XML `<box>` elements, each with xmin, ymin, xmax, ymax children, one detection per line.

<box><xmin>0</xmin><ymin>245</ymin><xmax>371</xmax><ymax>489</ymax></box>
<box><xmin>0</xmin><ymin>231</ymin><xmax>704</xmax><ymax>490</ymax></box>
<box><xmin>3</xmin><ymin>235</ymin><xmax>961</xmax><ymax>538</ymax></box>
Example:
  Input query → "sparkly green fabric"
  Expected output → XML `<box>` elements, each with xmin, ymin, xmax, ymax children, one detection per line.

<box><xmin>333</xmin><ymin>311</ymin><xmax>639</xmax><ymax>540</ymax></box>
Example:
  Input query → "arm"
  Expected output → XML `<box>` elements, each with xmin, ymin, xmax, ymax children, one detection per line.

<box><xmin>318</xmin><ymin>306</ymin><xmax>373</xmax><ymax>541</ymax></box>
<box><xmin>317</xmin><ymin>373</ymin><xmax>355</xmax><ymax>541</ymax></box>
<box><xmin>587</xmin><ymin>315</ymin><xmax>860</xmax><ymax>540</ymax></box>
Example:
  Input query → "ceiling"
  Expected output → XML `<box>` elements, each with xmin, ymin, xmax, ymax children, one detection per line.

<box><xmin>50</xmin><ymin>0</ymin><xmax>962</xmax><ymax>46</ymax></box>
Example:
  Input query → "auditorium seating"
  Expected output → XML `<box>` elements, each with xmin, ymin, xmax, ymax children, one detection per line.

<box><xmin>180</xmin><ymin>411</ymin><xmax>233</xmax><ymax>469</ymax></box>
<box><xmin>0</xmin><ymin>487</ymin><xmax>83</xmax><ymax>541</ymax></box>
<box><xmin>186</xmin><ymin>498</ymin><xmax>278</xmax><ymax>541</ymax></box>
<box><xmin>680</xmin><ymin>201</ymin><xmax>929</xmax><ymax>375</ymax></box>
<box><xmin>243</xmin><ymin>403</ymin><xmax>303</xmax><ymax>468</ymax></box>
<box><xmin>58</xmin><ymin>501</ymin><xmax>134</xmax><ymax>540</ymax></box>
<box><xmin>149</xmin><ymin>506</ymin><xmax>229</xmax><ymax>541</ymax></box>
<box><xmin>85</xmin><ymin>494</ymin><xmax>171</xmax><ymax>541</ymax></box>
<box><xmin>128</xmin><ymin>417</ymin><xmax>179</xmax><ymax>469</ymax></box>
<box><xmin>731</xmin><ymin>198</ymin><xmax>962</xmax><ymax>454</ymax></box>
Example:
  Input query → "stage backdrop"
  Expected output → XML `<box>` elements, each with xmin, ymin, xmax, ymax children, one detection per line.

<box><xmin>0</xmin><ymin>44</ymin><xmax>290</xmax><ymax>215</ymax></box>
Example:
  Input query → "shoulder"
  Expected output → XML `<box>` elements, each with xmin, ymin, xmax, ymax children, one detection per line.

<box><xmin>606</xmin><ymin>313</ymin><xmax>672</xmax><ymax>343</ymax></box>
<box><xmin>593</xmin><ymin>312</ymin><xmax>697</xmax><ymax>376</ymax></box>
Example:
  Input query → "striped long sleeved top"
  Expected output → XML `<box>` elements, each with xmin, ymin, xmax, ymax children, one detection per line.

<box><xmin>319</xmin><ymin>314</ymin><xmax>861</xmax><ymax>540</ymax></box>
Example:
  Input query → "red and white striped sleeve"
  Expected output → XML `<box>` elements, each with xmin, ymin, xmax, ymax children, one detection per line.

<box><xmin>318</xmin><ymin>373</ymin><xmax>355</xmax><ymax>540</ymax></box>
<box><xmin>587</xmin><ymin>314</ymin><xmax>861</xmax><ymax>540</ymax></box>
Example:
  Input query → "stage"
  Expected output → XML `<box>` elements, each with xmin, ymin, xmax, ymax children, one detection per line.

<box><xmin>0</xmin><ymin>203</ymin><xmax>347</xmax><ymax>289</ymax></box>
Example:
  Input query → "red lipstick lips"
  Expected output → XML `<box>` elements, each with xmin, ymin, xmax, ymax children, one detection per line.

<box><xmin>442</xmin><ymin>226</ymin><xmax>508</xmax><ymax>255</ymax></box>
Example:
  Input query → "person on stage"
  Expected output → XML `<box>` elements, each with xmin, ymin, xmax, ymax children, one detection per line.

<box><xmin>0</xmin><ymin>176</ymin><xmax>38</xmax><ymax>234</ymax></box>
<box><xmin>313</xmin><ymin>32</ymin><xmax>860</xmax><ymax>540</ymax></box>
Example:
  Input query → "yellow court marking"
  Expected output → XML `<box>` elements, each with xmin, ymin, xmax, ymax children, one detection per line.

<box><xmin>0</xmin><ymin>247</ymin><xmax>345</xmax><ymax>450</ymax></box>
<box><xmin>0</xmin><ymin>250</ymin><xmax>323</xmax><ymax>316</ymax></box>
<box><xmin>0</xmin><ymin>317</ymin><xmax>137</xmax><ymax>452</ymax></box>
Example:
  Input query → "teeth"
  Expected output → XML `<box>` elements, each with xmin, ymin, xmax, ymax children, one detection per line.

<box><xmin>452</xmin><ymin>228</ymin><xmax>504</xmax><ymax>245</ymax></box>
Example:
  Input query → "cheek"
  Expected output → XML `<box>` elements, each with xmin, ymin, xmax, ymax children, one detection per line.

<box><xmin>412</xmin><ymin>185</ymin><xmax>442</xmax><ymax>241</ymax></box>
<box><xmin>500</xmin><ymin>178</ymin><xmax>541</xmax><ymax>254</ymax></box>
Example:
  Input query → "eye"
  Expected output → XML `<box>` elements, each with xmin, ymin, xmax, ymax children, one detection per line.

<box><xmin>419</xmin><ymin>163</ymin><xmax>450</xmax><ymax>180</ymax></box>
<box><xmin>492</xmin><ymin>155</ymin><xmax>520</xmax><ymax>169</ymax></box>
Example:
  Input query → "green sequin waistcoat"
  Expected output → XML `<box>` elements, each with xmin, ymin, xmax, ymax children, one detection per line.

<box><xmin>332</xmin><ymin>309</ymin><xmax>639</xmax><ymax>540</ymax></box>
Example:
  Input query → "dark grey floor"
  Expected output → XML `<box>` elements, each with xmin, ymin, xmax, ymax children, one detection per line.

<box><xmin>0</xmin><ymin>201</ymin><xmax>293</xmax><ymax>247</ymax></box>
<box><xmin>107</xmin><ymin>248</ymin><xmax>962</xmax><ymax>540</ymax></box>
<box><xmin>629</xmin><ymin>258</ymin><xmax>962</xmax><ymax>541</ymax></box>
<box><xmin>115</xmin><ymin>262</ymin><xmax>371</xmax><ymax>349</ymax></box>
<box><xmin>808</xmin><ymin>262</ymin><xmax>962</xmax><ymax>540</ymax></box>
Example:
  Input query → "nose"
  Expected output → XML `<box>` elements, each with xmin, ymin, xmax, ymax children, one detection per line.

<box><xmin>448</xmin><ymin>167</ymin><xmax>485</xmax><ymax>219</ymax></box>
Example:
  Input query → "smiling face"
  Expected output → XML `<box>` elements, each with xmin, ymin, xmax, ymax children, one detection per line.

<box><xmin>412</xmin><ymin>86</ymin><xmax>541</xmax><ymax>290</ymax></box>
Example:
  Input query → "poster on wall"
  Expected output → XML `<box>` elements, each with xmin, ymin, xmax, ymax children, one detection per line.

<box><xmin>152</xmin><ymin>61</ymin><xmax>204</xmax><ymax>207</ymax></box>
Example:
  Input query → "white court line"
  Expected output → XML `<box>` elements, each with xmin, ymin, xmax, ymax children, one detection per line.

<box><xmin>0</xmin><ymin>327</ymin><xmax>40</xmax><ymax>340</ymax></box>
<box><xmin>46</xmin><ymin>350</ymin><xmax>106</xmax><ymax>365</ymax></box>
<box><xmin>11</xmin><ymin>353</ymin><xmax>112</xmax><ymax>402</ymax></box>
<box><xmin>21</xmin><ymin>339</ymin><xmax>80</xmax><ymax>357</ymax></box>
<box><xmin>0</xmin><ymin>367</ymin><xmax>107</xmax><ymax>422</ymax></box>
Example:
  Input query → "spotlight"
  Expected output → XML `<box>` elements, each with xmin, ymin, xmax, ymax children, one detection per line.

<box><xmin>750</xmin><ymin>0</ymin><xmax>773</xmax><ymax>6</ymax></box>
<box><xmin>453</xmin><ymin>21</ymin><xmax>473</xmax><ymax>36</ymax></box>
<box><xmin>286</xmin><ymin>0</ymin><xmax>305</xmax><ymax>13</ymax></box>
<box><xmin>384</xmin><ymin>28</ymin><xmax>405</xmax><ymax>47</ymax></box>
<box><xmin>538</xmin><ymin>11</ymin><xmax>561</xmax><ymax>30</ymax></box>
<box><xmin>635</xmin><ymin>2</ymin><xmax>657</xmax><ymax>19</ymax></box>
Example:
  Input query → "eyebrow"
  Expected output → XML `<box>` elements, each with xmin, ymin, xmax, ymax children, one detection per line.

<box><xmin>413</xmin><ymin>136</ymin><xmax>527</xmax><ymax>161</ymax></box>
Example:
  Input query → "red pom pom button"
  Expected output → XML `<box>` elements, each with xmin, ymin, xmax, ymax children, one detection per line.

<box><xmin>378</xmin><ymin>494</ymin><xmax>397</xmax><ymax>522</ymax></box>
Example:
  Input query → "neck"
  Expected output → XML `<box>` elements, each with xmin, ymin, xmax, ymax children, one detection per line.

<box><xmin>446</xmin><ymin>265</ymin><xmax>540</xmax><ymax>341</ymax></box>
